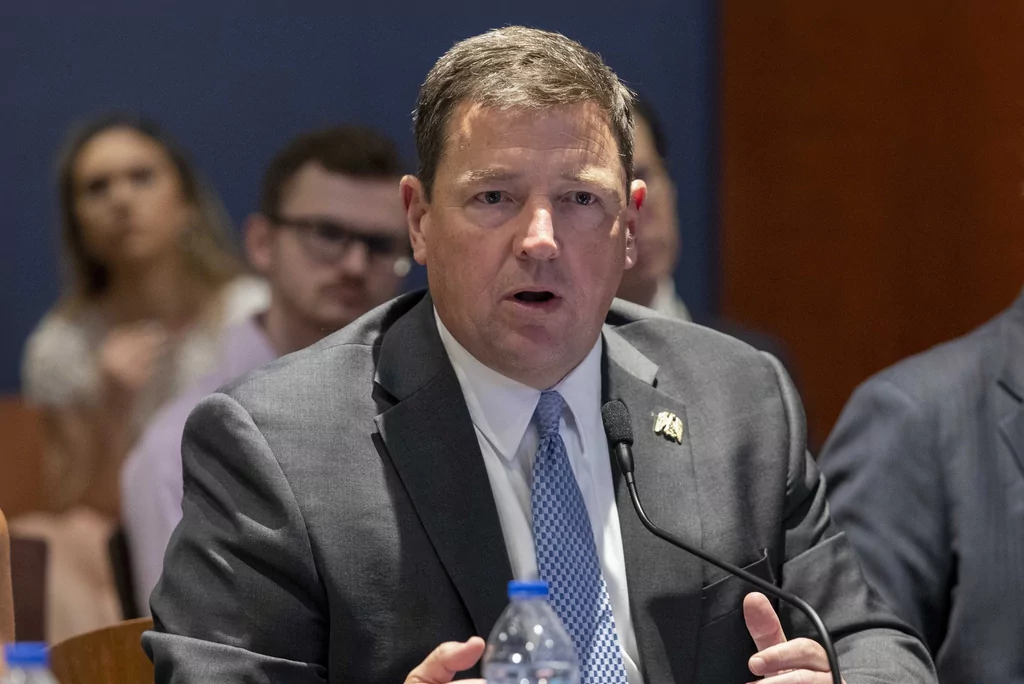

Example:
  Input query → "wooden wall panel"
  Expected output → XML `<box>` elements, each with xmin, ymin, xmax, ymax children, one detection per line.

<box><xmin>721</xmin><ymin>2</ymin><xmax>1024</xmax><ymax>447</ymax></box>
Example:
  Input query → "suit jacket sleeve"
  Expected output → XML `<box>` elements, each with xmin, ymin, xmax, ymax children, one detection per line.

<box><xmin>766</xmin><ymin>354</ymin><xmax>937</xmax><ymax>682</ymax></box>
<box><xmin>144</xmin><ymin>391</ymin><xmax>329</xmax><ymax>683</ymax></box>
<box><xmin>818</xmin><ymin>376</ymin><xmax>950</xmax><ymax>654</ymax></box>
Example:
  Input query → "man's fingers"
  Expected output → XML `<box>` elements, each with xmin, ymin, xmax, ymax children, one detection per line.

<box><xmin>743</xmin><ymin>592</ymin><xmax>787</xmax><ymax>652</ymax></box>
<box><xmin>748</xmin><ymin>638</ymin><xmax>830</xmax><ymax>677</ymax></box>
<box><xmin>748</xmin><ymin>671</ymin><xmax>837</xmax><ymax>684</ymax></box>
<box><xmin>405</xmin><ymin>637</ymin><xmax>486</xmax><ymax>684</ymax></box>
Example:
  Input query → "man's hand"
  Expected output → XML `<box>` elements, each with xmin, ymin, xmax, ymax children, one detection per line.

<box><xmin>744</xmin><ymin>592</ymin><xmax>846</xmax><ymax>683</ymax></box>
<box><xmin>405</xmin><ymin>637</ymin><xmax>486</xmax><ymax>684</ymax></box>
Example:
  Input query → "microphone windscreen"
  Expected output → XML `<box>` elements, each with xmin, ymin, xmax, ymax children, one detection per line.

<box><xmin>601</xmin><ymin>400</ymin><xmax>634</xmax><ymax>446</ymax></box>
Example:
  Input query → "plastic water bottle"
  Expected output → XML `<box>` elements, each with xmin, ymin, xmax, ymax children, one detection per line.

<box><xmin>482</xmin><ymin>579</ymin><xmax>580</xmax><ymax>684</ymax></box>
<box><xmin>0</xmin><ymin>643</ymin><xmax>59</xmax><ymax>684</ymax></box>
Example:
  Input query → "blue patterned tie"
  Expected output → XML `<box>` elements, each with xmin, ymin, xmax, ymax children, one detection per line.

<box><xmin>531</xmin><ymin>390</ymin><xmax>628</xmax><ymax>684</ymax></box>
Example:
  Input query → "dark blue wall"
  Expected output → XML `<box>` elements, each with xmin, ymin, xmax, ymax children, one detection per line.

<box><xmin>1</xmin><ymin>4</ymin><xmax>717</xmax><ymax>393</ymax></box>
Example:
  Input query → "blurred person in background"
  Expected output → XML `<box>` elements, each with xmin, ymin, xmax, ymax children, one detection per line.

<box><xmin>121</xmin><ymin>125</ymin><xmax>410</xmax><ymax>614</ymax></box>
<box><xmin>819</xmin><ymin>290</ymin><xmax>1024</xmax><ymax>682</ymax></box>
<box><xmin>14</xmin><ymin>115</ymin><xmax>267</xmax><ymax>641</ymax></box>
<box><xmin>615</xmin><ymin>96</ymin><xmax>686</xmax><ymax>320</ymax></box>
<box><xmin>617</xmin><ymin>96</ymin><xmax>794</xmax><ymax>374</ymax></box>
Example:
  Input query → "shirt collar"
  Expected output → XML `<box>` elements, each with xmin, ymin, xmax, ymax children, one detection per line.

<box><xmin>434</xmin><ymin>308</ymin><xmax>603</xmax><ymax>463</ymax></box>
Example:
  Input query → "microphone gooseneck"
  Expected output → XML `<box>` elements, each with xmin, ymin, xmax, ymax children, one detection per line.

<box><xmin>601</xmin><ymin>400</ymin><xmax>842</xmax><ymax>684</ymax></box>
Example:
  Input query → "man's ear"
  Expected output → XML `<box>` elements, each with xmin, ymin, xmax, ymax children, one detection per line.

<box><xmin>244</xmin><ymin>213</ymin><xmax>274</xmax><ymax>274</ymax></box>
<box><xmin>624</xmin><ymin>179</ymin><xmax>647</xmax><ymax>269</ymax></box>
<box><xmin>401</xmin><ymin>175</ymin><xmax>430</xmax><ymax>266</ymax></box>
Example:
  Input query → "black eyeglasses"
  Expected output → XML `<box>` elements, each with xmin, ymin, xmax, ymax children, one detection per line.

<box><xmin>266</xmin><ymin>214</ymin><xmax>408</xmax><ymax>264</ymax></box>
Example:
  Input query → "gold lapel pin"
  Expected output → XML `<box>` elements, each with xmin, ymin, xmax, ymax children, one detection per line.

<box><xmin>653</xmin><ymin>411</ymin><xmax>684</xmax><ymax>444</ymax></box>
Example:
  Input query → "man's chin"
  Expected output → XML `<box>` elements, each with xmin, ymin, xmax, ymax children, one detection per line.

<box><xmin>493</xmin><ymin>330</ymin><xmax>572</xmax><ymax>364</ymax></box>
<box><xmin>486</xmin><ymin>343</ymin><xmax>582</xmax><ymax>389</ymax></box>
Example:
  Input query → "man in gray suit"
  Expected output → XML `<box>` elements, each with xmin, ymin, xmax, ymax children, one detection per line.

<box><xmin>146</xmin><ymin>27</ymin><xmax>934</xmax><ymax>683</ymax></box>
<box><xmin>820</xmin><ymin>291</ymin><xmax>1024</xmax><ymax>683</ymax></box>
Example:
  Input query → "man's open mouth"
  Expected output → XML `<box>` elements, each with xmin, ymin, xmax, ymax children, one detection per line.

<box><xmin>514</xmin><ymin>291</ymin><xmax>556</xmax><ymax>303</ymax></box>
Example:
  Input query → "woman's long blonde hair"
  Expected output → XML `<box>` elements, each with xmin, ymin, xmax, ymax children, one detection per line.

<box><xmin>55</xmin><ymin>114</ymin><xmax>244</xmax><ymax>311</ymax></box>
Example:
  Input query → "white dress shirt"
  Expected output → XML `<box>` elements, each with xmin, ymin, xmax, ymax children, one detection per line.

<box><xmin>435</xmin><ymin>311</ymin><xmax>642</xmax><ymax>684</ymax></box>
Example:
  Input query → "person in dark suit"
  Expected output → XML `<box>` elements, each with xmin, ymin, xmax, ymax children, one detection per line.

<box><xmin>819</xmin><ymin>291</ymin><xmax>1024</xmax><ymax>683</ymax></box>
<box><xmin>145</xmin><ymin>26</ymin><xmax>934</xmax><ymax>683</ymax></box>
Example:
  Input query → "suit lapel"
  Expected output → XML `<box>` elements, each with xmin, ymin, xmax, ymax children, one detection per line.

<box><xmin>374</xmin><ymin>294</ymin><xmax>512</xmax><ymax>637</ymax></box>
<box><xmin>603</xmin><ymin>328</ymin><xmax>704</xmax><ymax>684</ymax></box>
<box><xmin>998</xmin><ymin>408</ymin><xmax>1024</xmax><ymax>480</ymax></box>
<box><xmin>996</xmin><ymin>293</ymin><xmax>1024</xmax><ymax>480</ymax></box>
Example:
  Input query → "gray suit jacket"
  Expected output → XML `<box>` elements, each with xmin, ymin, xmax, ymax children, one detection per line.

<box><xmin>820</xmin><ymin>290</ymin><xmax>1024</xmax><ymax>683</ymax></box>
<box><xmin>146</xmin><ymin>291</ymin><xmax>933</xmax><ymax>683</ymax></box>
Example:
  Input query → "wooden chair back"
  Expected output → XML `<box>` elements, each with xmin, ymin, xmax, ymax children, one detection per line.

<box><xmin>0</xmin><ymin>509</ymin><xmax>13</xmax><ymax>644</ymax></box>
<box><xmin>49</xmin><ymin>617</ymin><xmax>154</xmax><ymax>684</ymax></box>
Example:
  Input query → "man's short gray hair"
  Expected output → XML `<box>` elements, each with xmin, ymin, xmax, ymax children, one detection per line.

<box><xmin>413</xmin><ymin>26</ymin><xmax>636</xmax><ymax>198</ymax></box>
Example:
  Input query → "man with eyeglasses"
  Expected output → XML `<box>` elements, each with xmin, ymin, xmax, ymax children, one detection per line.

<box><xmin>120</xmin><ymin>125</ymin><xmax>410</xmax><ymax>613</ymax></box>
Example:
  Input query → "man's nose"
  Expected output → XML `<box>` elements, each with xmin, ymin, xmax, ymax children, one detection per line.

<box><xmin>337</xmin><ymin>238</ymin><xmax>371</xmax><ymax>277</ymax></box>
<box><xmin>517</xmin><ymin>201</ymin><xmax>559</xmax><ymax>261</ymax></box>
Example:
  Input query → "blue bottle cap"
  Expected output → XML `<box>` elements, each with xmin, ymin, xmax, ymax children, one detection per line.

<box><xmin>508</xmin><ymin>579</ymin><xmax>549</xmax><ymax>599</ymax></box>
<box><xmin>3</xmin><ymin>642</ymin><xmax>49</xmax><ymax>667</ymax></box>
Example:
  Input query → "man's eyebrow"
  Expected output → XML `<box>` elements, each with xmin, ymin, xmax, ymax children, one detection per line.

<box><xmin>561</xmin><ymin>167</ymin><xmax>621</xmax><ymax>189</ymax></box>
<box><xmin>459</xmin><ymin>168</ymin><xmax>520</xmax><ymax>184</ymax></box>
<box><xmin>456</xmin><ymin>166</ymin><xmax>622</xmax><ymax>190</ymax></box>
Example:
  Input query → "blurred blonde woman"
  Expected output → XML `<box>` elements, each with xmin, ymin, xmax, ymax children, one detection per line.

<box><xmin>15</xmin><ymin>115</ymin><xmax>267</xmax><ymax>641</ymax></box>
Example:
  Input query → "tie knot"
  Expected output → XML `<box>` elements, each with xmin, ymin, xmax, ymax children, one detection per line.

<box><xmin>534</xmin><ymin>390</ymin><xmax>565</xmax><ymax>439</ymax></box>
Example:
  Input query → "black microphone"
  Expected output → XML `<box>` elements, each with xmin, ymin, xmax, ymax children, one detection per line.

<box><xmin>601</xmin><ymin>400</ymin><xmax>842</xmax><ymax>684</ymax></box>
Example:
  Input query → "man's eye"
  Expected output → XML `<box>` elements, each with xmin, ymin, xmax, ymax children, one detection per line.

<box><xmin>365</xmin><ymin>236</ymin><xmax>396</xmax><ymax>255</ymax></box>
<box><xmin>478</xmin><ymin>191</ymin><xmax>505</xmax><ymax>205</ymax></box>
<box><xmin>313</xmin><ymin>224</ymin><xmax>346</xmax><ymax>242</ymax></box>
<box><xmin>573</xmin><ymin>191</ymin><xmax>595</xmax><ymax>206</ymax></box>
